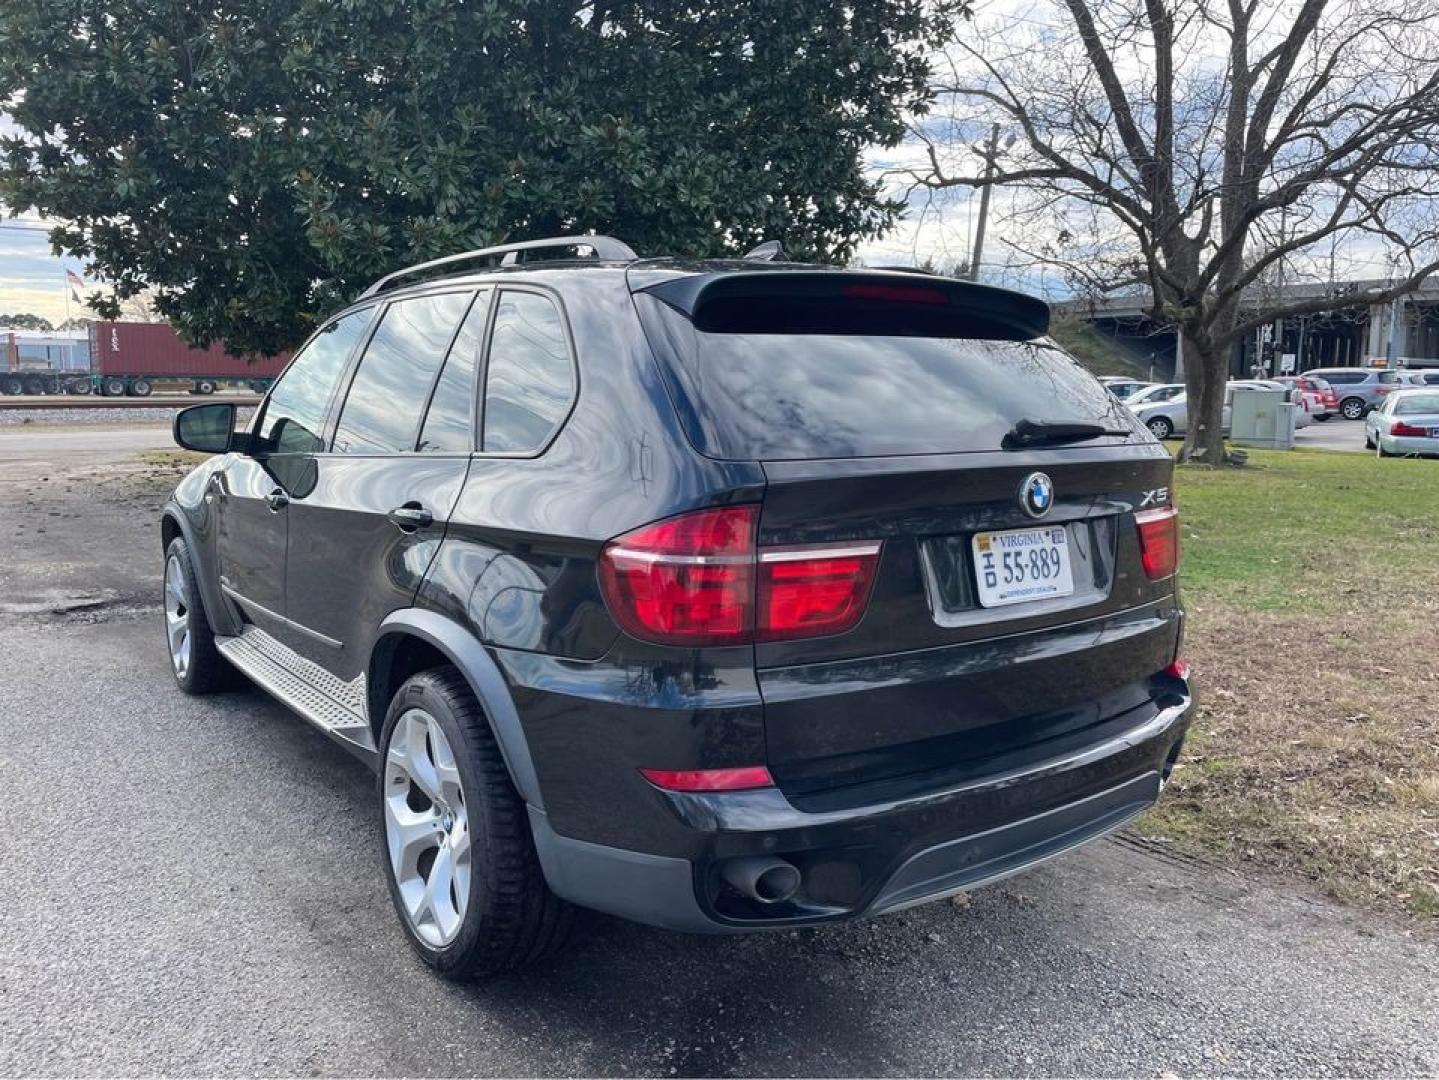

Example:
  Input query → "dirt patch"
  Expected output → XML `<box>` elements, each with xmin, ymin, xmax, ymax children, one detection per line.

<box><xmin>1139</xmin><ymin>604</ymin><xmax>1439</xmax><ymax>918</ymax></box>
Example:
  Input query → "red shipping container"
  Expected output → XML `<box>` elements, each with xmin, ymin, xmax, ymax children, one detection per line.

<box><xmin>88</xmin><ymin>322</ymin><xmax>290</xmax><ymax>378</ymax></box>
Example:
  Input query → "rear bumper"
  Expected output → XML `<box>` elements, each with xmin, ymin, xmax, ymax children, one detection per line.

<box><xmin>530</xmin><ymin>685</ymin><xmax>1192</xmax><ymax>933</ymax></box>
<box><xmin>1378</xmin><ymin>432</ymin><xmax>1439</xmax><ymax>456</ymax></box>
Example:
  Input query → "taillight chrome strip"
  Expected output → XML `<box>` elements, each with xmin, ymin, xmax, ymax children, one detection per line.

<box><xmin>603</xmin><ymin>548</ymin><xmax>751</xmax><ymax>566</ymax></box>
<box><xmin>1134</xmin><ymin>506</ymin><xmax>1178</xmax><ymax>525</ymax></box>
<box><xmin>758</xmin><ymin>541</ymin><xmax>883</xmax><ymax>563</ymax></box>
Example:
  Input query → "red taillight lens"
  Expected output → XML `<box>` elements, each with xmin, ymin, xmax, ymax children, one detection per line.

<box><xmin>598</xmin><ymin>506</ymin><xmax>757</xmax><ymax>645</ymax></box>
<box><xmin>1136</xmin><ymin>506</ymin><xmax>1180</xmax><ymax>580</ymax></box>
<box><xmin>757</xmin><ymin>545</ymin><xmax>881</xmax><ymax>641</ymax></box>
<box><xmin>1391</xmin><ymin>420</ymin><xmax>1427</xmax><ymax>436</ymax></box>
<box><xmin>639</xmin><ymin>765</ymin><xmax>774</xmax><ymax>792</ymax></box>
<box><xmin>598</xmin><ymin>508</ymin><xmax>881</xmax><ymax>645</ymax></box>
<box><xmin>1166</xmin><ymin>658</ymin><xmax>1192</xmax><ymax>680</ymax></box>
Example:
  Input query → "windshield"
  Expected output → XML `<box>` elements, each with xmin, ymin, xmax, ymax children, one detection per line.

<box><xmin>637</xmin><ymin>295</ymin><xmax>1132</xmax><ymax>460</ymax></box>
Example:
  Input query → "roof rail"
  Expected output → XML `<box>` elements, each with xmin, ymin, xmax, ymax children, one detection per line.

<box><xmin>359</xmin><ymin>235</ymin><xmax>638</xmax><ymax>298</ymax></box>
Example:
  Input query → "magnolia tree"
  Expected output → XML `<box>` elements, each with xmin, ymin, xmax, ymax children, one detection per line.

<box><xmin>0</xmin><ymin>0</ymin><xmax>959</xmax><ymax>354</ymax></box>
<box><xmin>902</xmin><ymin>0</ymin><xmax>1439</xmax><ymax>463</ymax></box>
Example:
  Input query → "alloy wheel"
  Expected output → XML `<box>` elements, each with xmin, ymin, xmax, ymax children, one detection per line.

<box><xmin>163</xmin><ymin>555</ymin><xmax>192</xmax><ymax>678</ymax></box>
<box><xmin>1342</xmin><ymin>399</ymin><xmax>1364</xmax><ymax>420</ymax></box>
<box><xmin>384</xmin><ymin>709</ymin><xmax>471</xmax><ymax>948</ymax></box>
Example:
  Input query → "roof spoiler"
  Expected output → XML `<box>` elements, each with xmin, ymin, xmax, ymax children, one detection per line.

<box><xmin>640</xmin><ymin>270</ymin><xmax>1049</xmax><ymax>340</ymax></box>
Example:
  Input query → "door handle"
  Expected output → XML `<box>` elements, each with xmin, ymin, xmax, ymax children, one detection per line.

<box><xmin>265</xmin><ymin>488</ymin><xmax>289</xmax><ymax>512</ymax></box>
<box><xmin>387</xmin><ymin>503</ymin><xmax>434</xmax><ymax>533</ymax></box>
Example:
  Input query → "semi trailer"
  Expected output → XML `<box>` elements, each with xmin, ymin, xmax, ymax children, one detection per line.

<box><xmin>1</xmin><ymin>322</ymin><xmax>288</xmax><ymax>396</ymax></box>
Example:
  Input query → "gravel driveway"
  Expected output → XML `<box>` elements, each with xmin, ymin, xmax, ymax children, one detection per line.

<box><xmin>1</xmin><ymin>426</ymin><xmax>1435</xmax><ymax>1077</ymax></box>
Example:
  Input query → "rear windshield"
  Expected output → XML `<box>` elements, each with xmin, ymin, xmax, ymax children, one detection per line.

<box><xmin>1395</xmin><ymin>393</ymin><xmax>1439</xmax><ymax>414</ymax></box>
<box><xmin>637</xmin><ymin>295</ymin><xmax>1131</xmax><ymax>460</ymax></box>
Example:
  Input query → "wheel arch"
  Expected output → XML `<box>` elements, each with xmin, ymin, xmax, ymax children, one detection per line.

<box><xmin>369</xmin><ymin>609</ymin><xmax>544</xmax><ymax>810</ymax></box>
<box><xmin>160</xmin><ymin>503</ymin><xmax>240</xmax><ymax>636</ymax></box>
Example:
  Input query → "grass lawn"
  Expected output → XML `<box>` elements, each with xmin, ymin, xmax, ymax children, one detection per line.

<box><xmin>1138</xmin><ymin>448</ymin><xmax>1439</xmax><ymax>918</ymax></box>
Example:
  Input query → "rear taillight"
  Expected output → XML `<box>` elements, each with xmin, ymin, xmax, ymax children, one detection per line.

<box><xmin>597</xmin><ymin>506</ymin><xmax>757</xmax><ymax>645</ymax></box>
<box><xmin>1166</xmin><ymin>658</ymin><xmax>1192</xmax><ymax>680</ymax></box>
<box><xmin>1391</xmin><ymin>420</ymin><xmax>1427</xmax><ymax>436</ymax></box>
<box><xmin>1135</xmin><ymin>505</ymin><xmax>1180</xmax><ymax>580</ymax></box>
<box><xmin>598</xmin><ymin>507</ymin><xmax>881</xmax><ymax>645</ymax></box>
<box><xmin>757</xmin><ymin>544</ymin><xmax>881</xmax><ymax>641</ymax></box>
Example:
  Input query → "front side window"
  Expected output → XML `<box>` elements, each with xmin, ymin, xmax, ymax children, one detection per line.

<box><xmin>332</xmin><ymin>292</ymin><xmax>472</xmax><ymax>454</ymax></box>
<box><xmin>259</xmin><ymin>308</ymin><xmax>372</xmax><ymax>455</ymax></box>
<box><xmin>482</xmin><ymin>290</ymin><xmax>575</xmax><ymax>454</ymax></box>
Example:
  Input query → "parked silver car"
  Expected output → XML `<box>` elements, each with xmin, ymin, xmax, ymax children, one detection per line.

<box><xmin>1123</xmin><ymin>383</ymin><xmax>1185</xmax><ymax>407</ymax></box>
<box><xmin>1304</xmin><ymin>367</ymin><xmax>1401</xmax><ymax>419</ymax></box>
<box><xmin>1129</xmin><ymin>381</ymin><xmax>1293</xmax><ymax>439</ymax></box>
<box><xmin>1098</xmin><ymin>377</ymin><xmax>1154</xmax><ymax>400</ymax></box>
<box><xmin>1364</xmin><ymin>389</ymin><xmax>1439</xmax><ymax>457</ymax></box>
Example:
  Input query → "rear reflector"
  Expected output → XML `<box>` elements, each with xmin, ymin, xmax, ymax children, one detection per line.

<box><xmin>1135</xmin><ymin>505</ymin><xmax>1180</xmax><ymax>580</ymax></box>
<box><xmin>598</xmin><ymin>507</ymin><xmax>881</xmax><ymax>645</ymax></box>
<box><xmin>640</xmin><ymin>766</ymin><xmax>774</xmax><ymax>792</ymax></box>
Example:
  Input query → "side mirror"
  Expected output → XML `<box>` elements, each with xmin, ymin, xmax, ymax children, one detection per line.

<box><xmin>174</xmin><ymin>403</ymin><xmax>237</xmax><ymax>454</ymax></box>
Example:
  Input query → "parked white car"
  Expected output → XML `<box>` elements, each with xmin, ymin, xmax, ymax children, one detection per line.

<box><xmin>1364</xmin><ymin>388</ymin><xmax>1439</xmax><ymax>457</ymax></box>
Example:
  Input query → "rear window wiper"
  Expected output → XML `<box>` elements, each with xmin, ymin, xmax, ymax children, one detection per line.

<box><xmin>1002</xmin><ymin>418</ymin><xmax>1131</xmax><ymax>449</ymax></box>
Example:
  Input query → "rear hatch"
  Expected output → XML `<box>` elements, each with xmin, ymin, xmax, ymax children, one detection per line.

<box><xmin>633</xmin><ymin>268</ymin><xmax>1181</xmax><ymax>807</ymax></box>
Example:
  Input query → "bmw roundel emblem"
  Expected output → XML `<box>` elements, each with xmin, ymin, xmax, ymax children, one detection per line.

<box><xmin>1020</xmin><ymin>472</ymin><xmax>1054</xmax><ymax>518</ymax></box>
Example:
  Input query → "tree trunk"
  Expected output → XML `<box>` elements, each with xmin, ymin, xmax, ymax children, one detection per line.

<box><xmin>1177</xmin><ymin>331</ymin><xmax>1229</xmax><ymax>465</ymax></box>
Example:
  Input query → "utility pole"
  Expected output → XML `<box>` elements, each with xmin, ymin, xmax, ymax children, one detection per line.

<box><xmin>968</xmin><ymin>123</ymin><xmax>1001</xmax><ymax>282</ymax></box>
<box><xmin>1386</xmin><ymin>293</ymin><xmax>1403</xmax><ymax>366</ymax></box>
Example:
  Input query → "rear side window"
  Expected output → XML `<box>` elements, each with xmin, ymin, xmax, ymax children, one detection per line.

<box><xmin>482</xmin><ymin>290</ymin><xmax>575</xmax><ymax>454</ymax></box>
<box><xmin>333</xmin><ymin>292</ymin><xmax>471</xmax><ymax>454</ymax></box>
<box><xmin>1377</xmin><ymin>371</ymin><xmax>1399</xmax><ymax>384</ymax></box>
<box><xmin>1322</xmin><ymin>371</ymin><xmax>1361</xmax><ymax>384</ymax></box>
<box><xmin>637</xmin><ymin>295</ymin><xmax>1128</xmax><ymax>460</ymax></box>
<box><xmin>418</xmin><ymin>290</ymin><xmax>490</xmax><ymax>453</ymax></box>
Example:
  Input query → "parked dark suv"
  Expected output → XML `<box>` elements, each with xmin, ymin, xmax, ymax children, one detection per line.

<box><xmin>161</xmin><ymin>236</ymin><xmax>1192</xmax><ymax>978</ymax></box>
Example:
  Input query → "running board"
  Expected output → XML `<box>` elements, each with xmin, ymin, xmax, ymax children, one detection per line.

<box><xmin>217</xmin><ymin>627</ymin><xmax>377</xmax><ymax>758</ymax></box>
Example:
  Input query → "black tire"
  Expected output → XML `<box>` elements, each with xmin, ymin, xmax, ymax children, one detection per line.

<box><xmin>1364</xmin><ymin>429</ymin><xmax>1375</xmax><ymax>449</ymax></box>
<box><xmin>1147</xmin><ymin>416</ymin><xmax>1174</xmax><ymax>440</ymax></box>
<box><xmin>195</xmin><ymin>380</ymin><xmax>216</xmax><ymax>395</ymax></box>
<box><xmin>131</xmin><ymin>378</ymin><xmax>153</xmax><ymax>397</ymax></box>
<box><xmin>1340</xmin><ymin>397</ymin><xmax>1365</xmax><ymax>420</ymax></box>
<box><xmin>70</xmin><ymin>379</ymin><xmax>92</xmax><ymax>395</ymax></box>
<box><xmin>379</xmin><ymin>667</ymin><xmax>574</xmax><ymax>979</ymax></box>
<box><xmin>103</xmin><ymin>377</ymin><xmax>127</xmax><ymax>397</ymax></box>
<box><xmin>1315</xmin><ymin>413</ymin><xmax>1329</xmax><ymax>422</ymax></box>
<box><xmin>2</xmin><ymin>376</ymin><xmax>21</xmax><ymax>395</ymax></box>
<box><xmin>163</xmin><ymin>537</ymin><xmax>233</xmax><ymax>694</ymax></box>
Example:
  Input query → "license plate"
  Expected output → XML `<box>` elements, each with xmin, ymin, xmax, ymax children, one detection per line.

<box><xmin>972</xmin><ymin>525</ymin><xmax>1075</xmax><ymax>608</ymax></box>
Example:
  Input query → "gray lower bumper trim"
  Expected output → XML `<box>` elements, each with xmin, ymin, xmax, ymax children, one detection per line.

<box><xmin>528</xmin><ymin>807</ymin><xmax>725</xmax><ymax>934</ymax></box>
<box><xmin>871</xmin><ymin>770</ymin><xmax>1161</xmax><ymax>914</ymax></box>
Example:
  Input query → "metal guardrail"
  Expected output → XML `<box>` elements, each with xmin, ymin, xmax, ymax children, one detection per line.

<box><xmin>0</xmin><ymin>395</ymin><xmax>261</xmax><ymax>411</ymax></box>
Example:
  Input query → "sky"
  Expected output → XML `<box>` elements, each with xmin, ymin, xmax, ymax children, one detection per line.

<box><xmin>0</xmin><ymin>0</ymin><xmax>1417</xmax><ymax>324</ymax></box>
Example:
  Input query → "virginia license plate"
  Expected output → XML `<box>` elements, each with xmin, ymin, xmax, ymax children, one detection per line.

<box><xmin>972</xmin><ymin>525</ymin><xmax>1075</xmax><ymax>608</ymax></box>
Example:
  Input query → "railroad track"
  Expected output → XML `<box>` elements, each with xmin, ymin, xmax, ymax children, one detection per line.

<box><xmin>0</xmin><ymin>395</ymin><xmax>261</xmax><ymax>410</ymax></box>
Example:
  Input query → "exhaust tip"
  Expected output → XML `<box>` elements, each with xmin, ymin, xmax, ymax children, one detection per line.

<box><xmin>722</xmin><ymin>856</ymin><xmax>801</xmax><ymax>904</ymax></box>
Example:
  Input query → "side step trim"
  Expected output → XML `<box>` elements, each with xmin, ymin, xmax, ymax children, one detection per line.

<box><xmin>217</xmin><ymin>627</ymin><xmax>377</xmax><ymax>760</ymax></box>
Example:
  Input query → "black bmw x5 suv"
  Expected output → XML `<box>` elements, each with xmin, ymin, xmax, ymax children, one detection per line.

<box><xmin>161</xmin><ymin>235</ymin><xmax>1192</xmax><ymax>978</ymax></box>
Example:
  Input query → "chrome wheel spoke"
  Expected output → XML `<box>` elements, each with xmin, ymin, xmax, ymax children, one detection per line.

<box><xmin>163</xmin><ymin>557</ymin><xmax>191</xmax><ymax>677</ymax></box>
<box><xmin>383</xmin><ymin>707</ymin><xmax>473</xmax><ymax>948</ymax></box>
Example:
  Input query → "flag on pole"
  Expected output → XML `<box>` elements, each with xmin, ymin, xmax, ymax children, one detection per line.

<box><xmin>71</xmin><ymin>288</ymin><xmax>82</xmax><ymax>304</ymax></box>
<box><xmin>65</xmin><ymin>269</ymin><xmax>85</xmax><ymax>288</ymax></box>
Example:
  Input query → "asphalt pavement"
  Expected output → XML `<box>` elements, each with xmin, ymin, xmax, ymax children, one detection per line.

<box><xmin>1293</xmin><ymin>417</ymin><xmax>1369</xmax><ymax>453</ymax></box>
<box><xmin>1</xmin><ymin>425</ymin><xmax>1436</xmax><ymax>1077</ymax></box>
